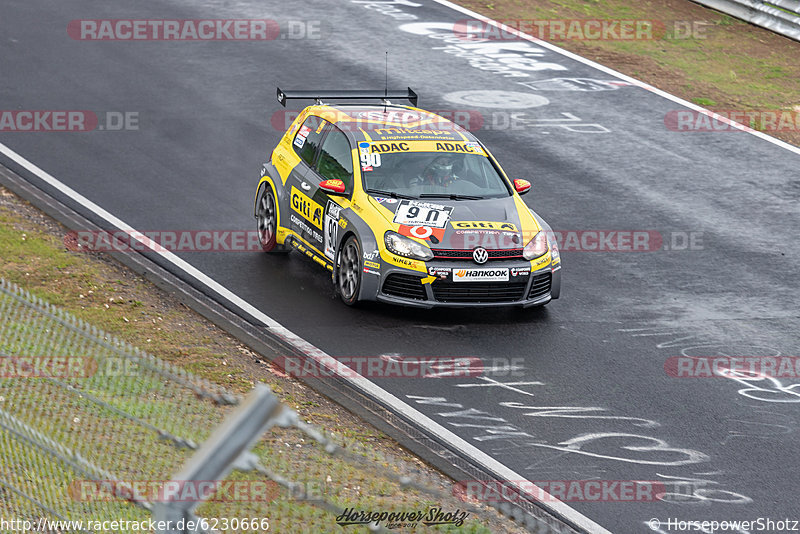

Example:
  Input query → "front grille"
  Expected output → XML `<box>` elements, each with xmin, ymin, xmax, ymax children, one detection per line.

<box><xmin>382</xmin><ymin>273</ymin><xmax>427</xmax><ymax>301</ymax></box>
<box><xmin>528</xmin><ymin>272</ymin><xmax>552</xmax><ymax>300</ymax></box>
<box><xmin>432</xmin><ymin>281</ymin><xmax>527</xmax><ymax>303</ymax></box>
<box><xmin>431</xmin><ymin>248</ymin><xmax>524</xmax><ymax>261</ymax></box>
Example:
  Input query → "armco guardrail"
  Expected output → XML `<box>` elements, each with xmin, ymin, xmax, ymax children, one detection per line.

<box><xmin>0</xmin><ymin>278</ymin><xmax>559</xmax><ymax>533</ymax></box>
<box><xmin>692</xmin><ymin>0</ymin><xmax>800</xmax><ymax>41</ymax></box>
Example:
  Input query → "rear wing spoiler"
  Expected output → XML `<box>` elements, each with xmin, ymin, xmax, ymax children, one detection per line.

<box><xmin>276</xmin><ymin>87</ymin><xmax>418</xmax><ymax>107</ymax></box>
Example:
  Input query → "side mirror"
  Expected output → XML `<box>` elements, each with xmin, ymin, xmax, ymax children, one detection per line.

<box><xmin>513</xmin><ymin>179</ymin><xmax>532</xmax><ymax>195</ymax></box>
<box><xmin>319</xmin><ymin>179</ymin><xmax>347</xmax><ymax>195</ymax></box>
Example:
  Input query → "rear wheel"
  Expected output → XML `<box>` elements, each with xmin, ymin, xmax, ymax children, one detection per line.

<box><xmin>337</xmin><ymin>235</ymin><xmax>362</xmax><ymax>306</ymax></box>
<box><xmin>256</xmin><ymin>183</ymin><xmax>287</xmax><ymax>253</ymax></box>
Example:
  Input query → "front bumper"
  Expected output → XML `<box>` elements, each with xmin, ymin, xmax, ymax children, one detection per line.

<box><xmin>373</xmin><ymin>261</ymin><xmax>561</xmax><ymax>309</ymax></box>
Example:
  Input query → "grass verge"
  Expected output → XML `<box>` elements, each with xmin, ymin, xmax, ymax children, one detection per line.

<box><xmin>0</xmin><ymin>184</ymin><xmax>527</xmax><ymax>533</ymax></box>
<box><xmin>455</xmin><ymin>0</ymin><xmax>800</xmax><ymax>147</ymax></box>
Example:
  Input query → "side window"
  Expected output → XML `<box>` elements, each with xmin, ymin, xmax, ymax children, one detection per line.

<box><xmin>293</xmin><ymin>115</ymin><xmax>327</xmax><ymax>166</ymax></box>
<box><xmin>316</xmin><ymin>128</ymin><xmax>353</xmax><ymax>191</ymax></box>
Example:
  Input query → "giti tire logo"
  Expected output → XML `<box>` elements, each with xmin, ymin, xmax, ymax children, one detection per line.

<box><xmin>451</xmin><ymin>221</ymin><xmax>518</xmax><ymax>231</ymax></box>
<box><xmin>290</xmin><ymin>186</ymin><xmax>323</xmax><ymax>230</ymax></box>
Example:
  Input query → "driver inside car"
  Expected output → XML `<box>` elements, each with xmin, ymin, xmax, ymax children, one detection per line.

<box><xmin>409</xmin><ymin>155</ymin><xmax>459</xmax><ymax>189</ymax></box>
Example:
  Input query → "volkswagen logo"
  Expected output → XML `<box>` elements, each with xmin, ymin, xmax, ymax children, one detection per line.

<box><xmin>472</xmin><ymin>247</ymin><xmax>489</xmax><ymax>264</ymax></box>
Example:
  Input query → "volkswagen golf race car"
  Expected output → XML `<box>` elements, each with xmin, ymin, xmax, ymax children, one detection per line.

<box><xmin>253</xmin><ymin>88</ymin><xmax>561</xmax><ymax>307</ymax></box>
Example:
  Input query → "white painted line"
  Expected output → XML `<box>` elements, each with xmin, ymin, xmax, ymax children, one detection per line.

<box><xmin>0</xmin><ymin>141</ymin><xmax>607</xmax><ymax>533</ymax></box>
<box><xmin>432</xmin><ymin>0</ymin><xmax>800</xmax><ymax>158</ymax></box>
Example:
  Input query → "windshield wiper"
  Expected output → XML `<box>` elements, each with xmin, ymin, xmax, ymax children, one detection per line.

<box><xmin>419</xmin><ymin>193</ymin><xmax>483</xmax><ymax>200</ymax></box>
<box><xmin>365</xmin><ymin>189</ymin><xmax>416</xmax><ymax>200</ymax></box>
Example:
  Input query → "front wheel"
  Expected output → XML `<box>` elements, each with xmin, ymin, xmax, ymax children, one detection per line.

<box><xmin>256</xmin><ymin>183</ymin><xmax>287</xmax><ymax>253</ymax></box>
<box><xmin>336</xmin><ymin>235</ymin><xmax>362</xmax><ymax>306</ymax></box>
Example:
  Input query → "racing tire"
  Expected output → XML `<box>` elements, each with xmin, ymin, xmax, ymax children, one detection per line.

<box><xmin>336</xmin><ymin>235</ymin><xmax>362</xmax><ymax>306</ymax></box>
<box><xmin>256</xmin><ymin>183</ymin><xmax>288</xmax><ymax>253</ymax></box>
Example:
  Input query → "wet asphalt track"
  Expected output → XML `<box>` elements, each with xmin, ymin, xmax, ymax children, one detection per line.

<box><xmin>2</xmin><ymin>1</ymin><xmax>800</xmax><ymax>532</ymax></box>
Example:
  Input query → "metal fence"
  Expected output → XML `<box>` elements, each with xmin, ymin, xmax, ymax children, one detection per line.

<box><xmin>692</xmin><ymin>0</ymin><xmax>800</xmax><ymax>41</ymax></box>
<box><xmin>0</xmin><ymin>278</ymin><xmax>554</xmax><ymax>533</ymax></box>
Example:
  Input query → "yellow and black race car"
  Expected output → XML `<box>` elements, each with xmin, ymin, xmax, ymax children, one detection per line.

<box><xmin>254</xmin><ymin>88</ymin><xmax>560</xmax><ymax>307</ymax></box>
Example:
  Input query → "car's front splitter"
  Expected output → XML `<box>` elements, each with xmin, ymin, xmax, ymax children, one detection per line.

<box><xmin>370</xmin><ymin>262</ymin><xmax>558</xmax><ymax>309</ymax></box>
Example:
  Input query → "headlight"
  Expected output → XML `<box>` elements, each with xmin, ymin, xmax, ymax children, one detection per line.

<box><xmin>523</xmin><ymin>231</ymin><xmax>549</xmax><ymax>260</ymax></box>
<box><xmin>549</xmin><ymin>236</ymin><xmax>560</xmax><ymax>262</ymax></box>
<box><xmin>384</xmin><ymin>231</ymin><xmax>434</xmax><ymax>261</ymax></box>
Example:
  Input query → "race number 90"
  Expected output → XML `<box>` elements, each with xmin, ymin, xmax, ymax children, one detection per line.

<box><xmin>360</xmin><ymin>151</ymin><xmax>381</xmax><ymax>168</ymax></box>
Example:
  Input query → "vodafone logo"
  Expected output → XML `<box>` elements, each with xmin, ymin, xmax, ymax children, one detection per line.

<box><xmin>398</xmin><ymin>224</ymin><xmax>445</xmax><ymax>242</ymax></box>
<box><xmin>409</xmin><ymin>226</ymin><xmax>433</xmax><ymax>239</ymax></box>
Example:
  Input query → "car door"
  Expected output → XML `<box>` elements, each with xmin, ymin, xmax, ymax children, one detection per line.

<box><xmin>287</xmin><ymin>115</ymin><xmax>329</xmax><ymax>253</ymax></box>
<box><xmin>307</xmin><ymin>125</ymin><xmax>354</xmax><ymax>261</ymax></box>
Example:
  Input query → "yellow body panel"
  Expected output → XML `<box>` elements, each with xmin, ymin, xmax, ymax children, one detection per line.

<box><xmin>259</xmin><ymin>102</ymin><xmax>553</xmax><ymax>280</ymax></box>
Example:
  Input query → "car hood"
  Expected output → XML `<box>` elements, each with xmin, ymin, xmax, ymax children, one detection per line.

<box><xmin>367</xmin><ymin>194</ymin><xmax>541</xmax><ymax>250</ymax></box>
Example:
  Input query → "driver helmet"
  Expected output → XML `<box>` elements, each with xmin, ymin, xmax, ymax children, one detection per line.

<box><xmin>424</xmin><ymin>155</ymin><xmax>456</xmax><ymax>185</ymax></box>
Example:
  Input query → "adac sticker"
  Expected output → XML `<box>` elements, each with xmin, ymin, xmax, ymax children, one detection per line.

<box><xmin>367</xmin><ymin>142</ymin><xmax>410</xmax><ymax>153</ymax></box>
<box><xmin>434</xmin><ymin>141</ymin><xmax>484</xmax><ymax>155</ymax></box>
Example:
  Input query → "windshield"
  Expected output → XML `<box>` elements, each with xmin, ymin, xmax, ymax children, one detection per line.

<box><xmin>360</xmin><ymin>151</ymin><xmax>511</xmax><ymax>199</ymax></box>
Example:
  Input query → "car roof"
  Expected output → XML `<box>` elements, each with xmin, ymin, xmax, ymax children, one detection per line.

<box><xmin>302</xmin><ymin>104</ymin><xmax>482</xmax><ymax>146</ymax></box>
